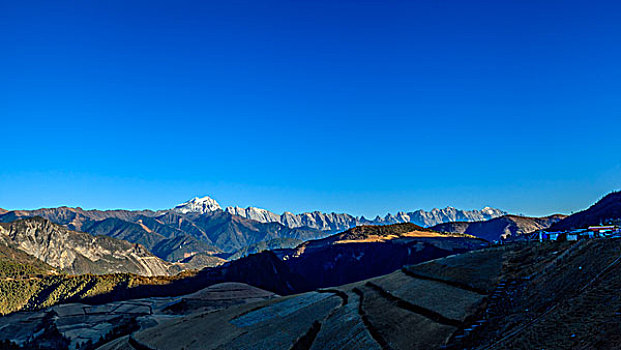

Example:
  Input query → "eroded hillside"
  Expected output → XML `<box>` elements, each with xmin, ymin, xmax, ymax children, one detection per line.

<box><xmin>0</xmin><ymin>218</ymin><xmax>185</xmax><ymax>276</ymax></box>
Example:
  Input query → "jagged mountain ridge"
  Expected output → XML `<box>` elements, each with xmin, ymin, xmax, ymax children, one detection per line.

<box><xmin>0</xmin><ymin>217</ymin><xmax>184</xmax><ymax>276</ymax></box>
<box><xmin>153</xmin><ymin>210</ymin><xmax>328</xmax><ymax>253</ymax></box>
<box><xmin>176</xmin><ymin>195</ymin><xmax>506</xmax><ymax>231</ymax></box>
<box><xmin>228</xmin><ymin>204</ymin><xmax>506</xmax><ymax>231</ymax></box>
<box><xmin>431</xmin><ymin>214</ymin><xmax>567</xmax><ymax>241</ymax></box>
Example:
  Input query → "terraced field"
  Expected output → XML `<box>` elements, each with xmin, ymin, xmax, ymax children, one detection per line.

<box><xmin>2</xmin><ymin>239</ymin><xmax>619</xmax><ymax>349</ymax></box>
<box><xmin>125</xmin><ymin>239</ymin><xmax>621</xmax><ymax>350</ymax></box>
<box><xmin>0</xmin><ymin>282</ymin><xmax>279</xmax><ymax>349</ymax></box>
<box><xmin>128</xmin><ymin>260</ymin><xmax>493</xmax><ymax>349</ymax></box>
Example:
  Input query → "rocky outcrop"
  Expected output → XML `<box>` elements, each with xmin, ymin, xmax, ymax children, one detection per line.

<box><xmin>225</xmin><ymin>206</ymin><xmax>281</xmax><ymax>223</ymax></box>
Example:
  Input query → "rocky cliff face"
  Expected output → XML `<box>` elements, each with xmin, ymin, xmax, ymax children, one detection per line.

<box><xmin>0</xmin><ymin>217</ymin><xmax>182</xmax><ymax>276</ymax></box>
<box><xmin>226</xmin><ymin>205</ymin><xmax>506</xmax><ymax>231</ymax></box>
<box><xmin>397</xmin><ymin>206</ymin><xmax>506</xmax><ymax>226</ymax></box>
<box><xmin>225</xmin><ymin>206</ymin><xmax>281</xmax><ymax>223</ymax></box>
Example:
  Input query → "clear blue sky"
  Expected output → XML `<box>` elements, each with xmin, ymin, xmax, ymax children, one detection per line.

<box><xmin>1</xmin><ymin>0</ymin><xmax>620</xmax><ymax>217</ymax></box>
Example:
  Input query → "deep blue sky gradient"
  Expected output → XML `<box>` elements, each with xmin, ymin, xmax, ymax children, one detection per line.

<box><xmin>1</xmin><ymin>1</ymin><xmax>620</xmax><ymax>216</ymax></box>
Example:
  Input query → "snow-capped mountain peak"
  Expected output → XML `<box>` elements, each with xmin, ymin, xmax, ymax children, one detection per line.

<box><xmin>173</xmin><ymin>196</ymin><xmax>221</xmax><ymax>214</ymax></box>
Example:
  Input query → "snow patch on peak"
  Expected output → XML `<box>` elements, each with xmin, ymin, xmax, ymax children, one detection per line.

<box><xmin>224</xmin><ymin>206</ymin><xmax>281</xmax><ymax>223</ymax></box>
<box><xmin>482</xmin><ymin>206</ymin><xmax>498</xmax><ymax>214</ymax></box>
<box><xmin>173</xmin><ymin>196</ymin><xmax>221</xmax><ymax>214</ymax></box>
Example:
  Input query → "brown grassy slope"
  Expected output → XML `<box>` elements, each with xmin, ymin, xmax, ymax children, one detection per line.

<box><xmin>405</xmin><ymin>238</ymin><xmax>621</xmax><ymax>350</ymax></box>
<box><xmin>551</xmin><ymin>191</ymin><xmax>621</xmax><ymax>230</ymax></box>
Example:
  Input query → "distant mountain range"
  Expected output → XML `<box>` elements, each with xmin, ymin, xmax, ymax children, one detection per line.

<box><xmin>175</xmin><ymin>195</ymin><xmax>507</xmax><ymax>230</ymax></box>
<box><xmin>0</xmin><ymin>196</ymin><xmax>506</xmax><ymax>266</ymax></box>
<box><xmin>0</xmin><ymin>192</ymin><xmax>611</xmax><ymax>279</ymax></box>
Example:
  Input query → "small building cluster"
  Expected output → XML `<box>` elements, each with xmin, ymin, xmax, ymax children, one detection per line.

<box><xmin>534</xmin><ymin>225</ymin><xmax>621</xmax><ymax>242</ymax></box>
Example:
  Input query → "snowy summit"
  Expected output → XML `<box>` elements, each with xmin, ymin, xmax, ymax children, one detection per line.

<box><xmin>173</xmin><ymin>196</ymin><xmax>222</xmax><ymax>214</ymax></box>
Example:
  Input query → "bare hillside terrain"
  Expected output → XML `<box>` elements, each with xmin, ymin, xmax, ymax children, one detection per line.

<box><xmin>0</xmin><ymin>218</ymin><xmax>185</xmax><ymax>276</ymax></box>
<box><xmin>2</xmin><ymin>236</ymin><xmax>619</xmax><ymax>349</ymax></box>
<box><xmin>551</xmin><ymin>191</ymin><xmax>621</xmax><ymax>230</ymax></box>
<box><xmin>431</xmin><ymin>214</ymin><xmax>566</xmax><ymax>241</ymax></box>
